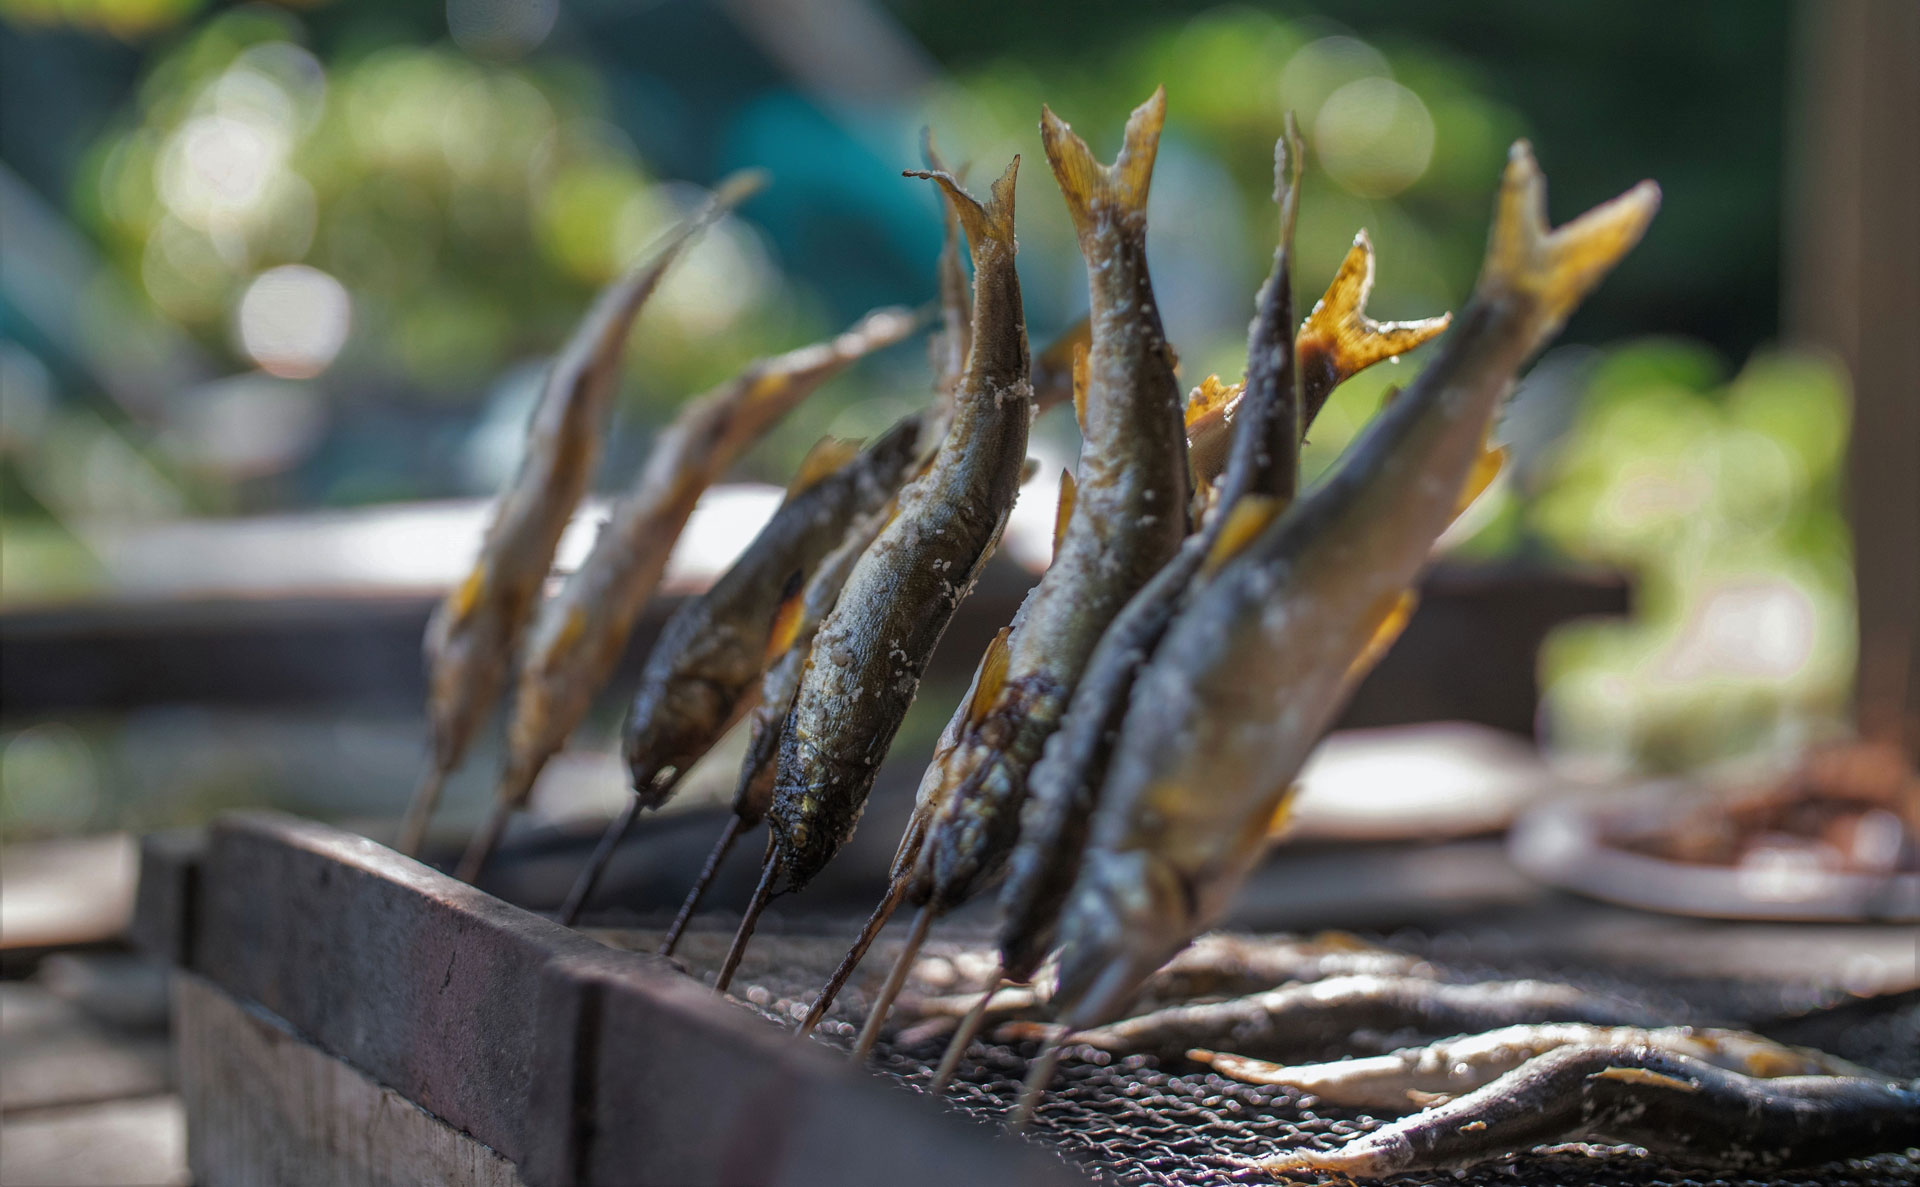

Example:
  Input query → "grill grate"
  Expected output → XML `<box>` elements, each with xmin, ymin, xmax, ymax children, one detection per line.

<box><xmin>593</xmin><ymin>926</ymin><xmax>1920</xmax><ymax>1187</ymax></box>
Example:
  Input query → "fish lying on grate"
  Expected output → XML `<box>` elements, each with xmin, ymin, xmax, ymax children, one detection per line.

<box><xmin>589</xmin><ymin>926</ymin><xmax>1920</xmax><ymax>1185</ymax></box>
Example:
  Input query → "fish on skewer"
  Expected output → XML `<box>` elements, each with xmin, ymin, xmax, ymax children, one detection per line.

<box><xmin>710</xmin><ymin>159</ymin><xmax>1034</xmax><ymax>994</ymax></box>
<box><xmin>554</xmin><ymin>413</ymin><xmax>929</xmax><ymax>926</ymax></box>
<box><xmin>828</xmin><ymin>90</ymin><xmax>1195</xmax><ymax>1054</ymax></box>
<box><xmin>930</xmin><ymin>131</ymin><xmax>1449</xmax><ymax>1090</ymax></box>
<box><xmin>654</xmin><ymin>490</ymin><xmax>904</xmax><ymax>954</ymax></box>
<box><xmin>1012</xmin><ymin>144</ymin><xmax>1659</xmax><ymax>1124</ymax></box>
<box><xmin>454</xmin><ymin>306</ymin><xmax>921</xmax><ymax>883</ymax></box>
<box><xmin>399</xmin><ymin>173</ymin><xmax>765</xmax><ymax>856</ymax></box>
<box><xmin>1247</xmin><ymin>1045</ymin><xmax>1920</xmax><ymax>1179</ymax></box>
<box><xmin>645</xmin><ymin>141</ymin><xmax>1007</xmax><ymax>953</ymax></box>
<box><xmin>1193</xmin><ymin>1021</ymin><xmax>1892</xmax><ymax>1111</ymax></box>
<box><xmin>650</xmin><ymin>322</ymin><xmax>1089</xmax><ymax>952</ymax></box>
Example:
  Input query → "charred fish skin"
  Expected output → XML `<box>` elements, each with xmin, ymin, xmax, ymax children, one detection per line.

<box><xmin>767</xmin><ymin>159</ymin><xmax>1032</xmax><ymax>894</ymax></box>
<box><xmin>1050</xmin><ymin>145</ymin><xmax>1660</xmax><ymax>1029</ymax></box>
<box><xmin>622</xmin><ymin>413</ymin><xmax>926</xmax><ymax>807</ymax></box>
<box><xmin>919</xmin><ymin>90</ymin><xmax>1190</xmax><ymax>911</ymax></box>
<box><xmin>496</xmin><ymin>306</ymin><xmax>922</xmax><ymax>814</ymax></box>
<box><xmin>1250</xmin><ymin>1045</ymin><xmax>1920</xmax><ymax>1179</ymax></box>
<box><xmin>409</xmin><ymin>177</ymin><xmax>760</xmax><ymax>844</ymax></box>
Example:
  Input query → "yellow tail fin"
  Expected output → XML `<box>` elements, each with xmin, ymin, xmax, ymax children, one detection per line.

<box><xmin>1480</xmin><ymin>142</ymin><xmax>1659</xmax><ymax>345</ymax></box>
<box><xmin>1299</xmin><ymin>232</ymin><xmax>1452</xmax><ymax>393</ymax></box>
<box><xmin>1040</xmin><ymin>86</ymin><xmax>1166</xmax><ymax>239</ymax></box>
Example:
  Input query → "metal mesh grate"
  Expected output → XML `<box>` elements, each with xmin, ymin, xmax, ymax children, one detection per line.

<box><xmin>592</xmin><ymin>926</ymin><xmax>1920</xmax><ymax>1187</ymax></box>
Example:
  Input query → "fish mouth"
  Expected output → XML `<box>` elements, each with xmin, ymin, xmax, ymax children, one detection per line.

<box><xmin>627</xmin><ymin>758</ymin><xmax>687</xmax><ymax>808</ymax></box>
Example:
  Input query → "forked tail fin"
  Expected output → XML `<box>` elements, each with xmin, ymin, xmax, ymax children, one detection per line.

<box><xmin>1298</xmin><ymin>231</ymin><xmax>1452</xmax><ymax>417</ymax></box>
<box><xmin>1039</xmin><ymin>86</ymin><xmax>1165</xmax><ymax>240</ymax></box>
<box><xmin>906</xmin><ymin>157</ymin><xmax>1020</xmax><ymax>267</ymax></box>
<box><xmin>1480</xmin><ymin>142</ymin><xmax>1659</xmax><ymax>348</ymax></box>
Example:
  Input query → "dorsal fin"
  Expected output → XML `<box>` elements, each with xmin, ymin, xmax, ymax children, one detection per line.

<box><xmin>1263</xmin><ymin>781</ymin><xmax>1304</xmax><ymax>839</ymax></box>
<box><xmin>1343</xmin><ymin>589</ymin><xmax>1418</xmax><ymax>686</ymax></box>
<box><xmin>1070</xmin><ymin>341</ymin><xmax>1091</xmax><ymax>432</ymax></box>
<box><xmin>763</xmin><ymin>570</ymin><xmax>807</xmax><ymax>662</ymax></box>
<box><xmin>965</xmin><ymin>627</ymin><xmax>1013</xmax><ymax>727</ymax></box>
<box><xmin>1591</xmin><ymin>1067</ymin><xmax>1700</xmax><ymax>1093</ymax></box>
<box><xmin>1202</xmin><ymin>493</ymin><xmax>1283</xmax><ymax>576</ymax></box>
<box><xmin>1453</xmin><ymin>441</ymin><xmax>1508</xmax><ymax>518</ymax></box>
<box><xmin>1184</xmin><ymin>374</ymin><xmax>1244</xmax><ymax>428</ymax></box>
<box><xmin>786</xmin><ymin>436</ymin><xmax>862</xmax><ymax>499</ymax></box>
<box><xmin>1052</xmin><ymin>469</ymin><xmax>1078</xmax><ymax>561</ymax></box>
<box><xmin>449</xmin><ymin>563</ymin><xmax>487</xmax><ymax>624</ymax></box>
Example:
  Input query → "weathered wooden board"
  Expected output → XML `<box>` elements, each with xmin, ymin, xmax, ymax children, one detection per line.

<box><xmin>175</xmin><ymin>972</ymin><xmax>523</xmax><ymax>1187</ymax></box>
<box><xmin>138</xmin><ymin>813</ymin><xmax>1090</xmax><ymax>1187</ymax></box>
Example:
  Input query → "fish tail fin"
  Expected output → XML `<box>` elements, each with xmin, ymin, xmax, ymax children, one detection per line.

<box><xmin>1301</xmin><ymin>231</ymin><xmax>1452</xmax><ymax>390</ymax></box>
<box><xmin>1040</xmin><ymin>86</ymin><xmax>1166</xmax><ymax>240</ymax></box>
<box><xmin>1480</xmin><ymin>142</ymin><xmax>1659</xmax><ymax>343</ymax></box>
<box><xmin>906</xmin><ymin>157</ymin><xmax>1019</xmax><ymax>266</ymax></box>
<box><xmin>1273</xmin><ymin>112</ymin><xmax>1303</xmax><ymax>245</ymax></box>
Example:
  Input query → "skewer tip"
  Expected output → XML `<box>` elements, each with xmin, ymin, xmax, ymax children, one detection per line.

<box><xmin>1008</xmin><ymin>1031</ymin><xmax>1068</xmax><ymax>1131</ymax></box>
<box><xmin>713</xmin><ymin>850</ymin><xmax>778</xmax><ymax>995</ymax></box>
<box><xmin>659</xmin><ymin>814</ymin><xmax>747</xmax><ymax>957</ymax></box>
<box><xmin>930</xmin><ymin>977</ymin><xmax>1003</xmax><ymax>1094</ymax></box>
<box><xmin>796</xmin><ymin>876</ymin><xmax>911</xmax><ymax>1037</ymax></box>
<box><xmin>851</xmin><ymin>903</ymin><xmax>934</xmax><ymax>1062</ymax></box>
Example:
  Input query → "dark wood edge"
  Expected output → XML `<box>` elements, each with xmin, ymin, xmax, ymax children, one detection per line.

<box><xmin>141</xmin><ymin>811</ymin><xmax>1089</xmax><ymax>1186</ymax></box>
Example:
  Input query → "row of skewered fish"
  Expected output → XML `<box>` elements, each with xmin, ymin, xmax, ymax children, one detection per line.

<box><xmin>406</xmin><ymin>88</ymin><xmax>1917</xmax><ymax>1177</ymax></box>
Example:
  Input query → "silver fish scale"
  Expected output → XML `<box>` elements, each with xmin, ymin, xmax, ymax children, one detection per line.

<box><xmin>601</xmin><ymin>927</ymin><xmax>1920</xmax><ymax>1187</ymax></box>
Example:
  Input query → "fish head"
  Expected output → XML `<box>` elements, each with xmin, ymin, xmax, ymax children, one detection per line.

<box><xmin>624</xmin><ymin>676</ymin><xmax>731</xmax><ymax>808</ymax></box>
<box><xmin>1049</xmin><ymin>847</ymin><xmax>1197</xmax><ymax>1030</ymax></box>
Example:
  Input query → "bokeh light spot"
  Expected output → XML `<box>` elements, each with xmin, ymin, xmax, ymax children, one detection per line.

<box><xmin>237</xmin><ymin>264</ymin><xmax>351</xmax><ymax>378</ymax></box>
<box><xmin>1314</xmin><ymin>77</ymin><xmax>1435</xmax><ymax>198</ymax></box>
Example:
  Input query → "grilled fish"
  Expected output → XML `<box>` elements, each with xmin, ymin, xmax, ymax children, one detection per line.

<box><xmin>834</xmin><ymin>91</ymin><xmax>1193</xmax><ymax>1052</ymax></box>
<box><xmin>1046</xmin><ymin>145</ymin><xmax>1658</xmax><ymax>1035</ymax></box>
<box><xmin>931</xmin><ymin>135</ymin><xmax>1448</xmax><ymax>1088</ymax></box>
<box><xmin>1195</xmin><ymin>1022</ymin><xmax>1890</xmax><ymax>1111</ymax></box>
<box><xmin>554</xmin><ymin>415</ymin><xmax>928</xmax><ymax>925</ymax></box>
<box><xmin>400</xmin><ymin>173</ymin><xmax>763</xmax><ymax>856</ymax></box>
<box><xmin>454</xmin><ymin>306</ymin><xmax>920</xmax><ymax>881</ymax></box>
<box><xmin>1249</xmin><ymin>1045</ymin><xmax>1920</xmax><ymax>1178</ymax></box>
<box><xmin>712</xmin><ymin>159</ymin><xmax>1033</xmax><ymax>993</ymax></box>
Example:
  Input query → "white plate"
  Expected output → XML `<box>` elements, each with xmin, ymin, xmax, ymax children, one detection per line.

<box><xmin>1509</xmin><ymin>785</ymin><xmax>1920</xmax><ymax>922</ymax></box>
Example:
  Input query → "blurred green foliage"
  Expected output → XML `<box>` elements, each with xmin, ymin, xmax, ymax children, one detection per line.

<box><xmin>0</xmin><ymin>0</ymin><xmax>1855</xmax><ymax>778</ymax></box>
<box><xmin>1533</xmin><ymin>344</ymin><xmax>1853</xmax><ymax>772</ymax></box>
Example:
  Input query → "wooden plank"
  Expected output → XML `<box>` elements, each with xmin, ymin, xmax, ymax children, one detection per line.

<box><xmin>192</xmin><ymin>812</ymin><xmax>645</xmax><ymax>1168</ymax></box>
<box><xmin>524</xmin><ymin>950</ymin><xmax>1089</xmax><ymax>1187</ymax></box>
<box><xmin>0</xmin><ymin>983</ymin><xmax>170</xmax><ymax>1113</ymax></box>
<box><xmin>0</xmin><ymin>1095</ymin><xmax>188</xmax><ymax>1187</ymax></box>
<box><xmin>175</xmin><ymin>973</ymin><xmax>522</xmax><ymax>1187</ymax></box>
<box><xmin>0</xmin><ymin>833</ymin><xmax>138</xmax><ymax>957</ymax></box>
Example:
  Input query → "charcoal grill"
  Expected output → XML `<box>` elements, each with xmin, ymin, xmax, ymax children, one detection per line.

<box><xmin>135</xmin><ymin>813</ymin><xmax>1918</xmax><ymax>1186</ymax></box>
